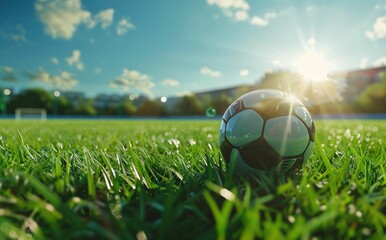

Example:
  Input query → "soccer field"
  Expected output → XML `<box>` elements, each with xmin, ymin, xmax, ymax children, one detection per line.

<box><xmin>0</xmin><ymin>119</ymin><xmax>385</xmax><ymax>239</ymax></box>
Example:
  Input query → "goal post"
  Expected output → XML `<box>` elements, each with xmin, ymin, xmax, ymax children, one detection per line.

<box><xmin>15</xmin><ymin>108</ymin><xmax>47</xmax><ymax>120</ymax></box>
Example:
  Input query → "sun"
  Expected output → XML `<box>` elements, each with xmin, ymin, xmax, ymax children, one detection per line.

<box><xmin>294</xmin><ymin>50</ymin><xmax>332</xmax><ymax>82</ymax></box>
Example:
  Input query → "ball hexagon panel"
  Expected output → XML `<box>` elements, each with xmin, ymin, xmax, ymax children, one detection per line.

<box><xmin>241</xmin><ymin>89</ymin><xmax>283</xmax><ymax>108</ymax></box>
<box><xmin>294</xmin><ymin>105</ymin><xmax>313</xmax><ymax>129</ymax></box>
<box><xmin>264</xmin><ymin>116</ymin><xmax>310</xmax><ymax>157</ymax></box>
<box><xmin>225</xmin><ymin>109</ymin><xmax>264</xmax><ymax>147</ymax></box>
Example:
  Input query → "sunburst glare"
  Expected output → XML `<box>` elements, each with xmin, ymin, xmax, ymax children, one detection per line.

<box><xmin>294</xmin><ymin>50</ymin><xmax>332</xmax><ymax>82</ymax></box>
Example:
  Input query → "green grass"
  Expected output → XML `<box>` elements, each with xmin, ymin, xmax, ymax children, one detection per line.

<box><xmin>0</xmin><ymin>119</ymin><xmax>385</xmax><ymax>240</ymax></box>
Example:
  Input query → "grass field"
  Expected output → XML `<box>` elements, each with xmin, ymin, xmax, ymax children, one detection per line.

<box><xmin>0</xmin><ymin>119</ymin><xmax>385</xmax><ymax>240</ymax></box>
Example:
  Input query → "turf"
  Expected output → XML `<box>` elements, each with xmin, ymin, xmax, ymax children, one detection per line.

<box><xmin>0</xmin><ymin>119</ymin><xmax>385</xmax><ymax>240</ymax></box>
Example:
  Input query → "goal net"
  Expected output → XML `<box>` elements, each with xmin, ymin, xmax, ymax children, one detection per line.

<box><xmin>15</xmin><ymin>108</ymin><xmax>47</xmax><ymax>120</ymax></box>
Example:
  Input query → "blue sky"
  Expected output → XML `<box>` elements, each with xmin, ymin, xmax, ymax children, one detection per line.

<box><xmin>1</xmin><ymin>0</ymin><xmax>386</xmax><ymax>98</ymax></box>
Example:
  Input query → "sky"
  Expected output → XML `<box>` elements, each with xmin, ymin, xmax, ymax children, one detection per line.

<box><xmin>1</xmin><ymin>0</ymin><xmax>386</xmax><ymax>98</ymax></box>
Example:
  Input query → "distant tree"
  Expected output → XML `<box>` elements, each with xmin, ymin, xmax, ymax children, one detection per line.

<box><xmin>212</xmin><ymin>93</ymin><xmax>232</xmax><ymax>115</ymax></box>
<box><xmin>257</xmin><ymin>70</ymin><xmax>304</xmax><ymax>93</ymax></box>
<box><xmin>48</xmin><ymin>96</ymin><xmax>72</xmax><ymax>115</ymax></box>
<box><xmin>256</xmin><ymin>70</ymin><xmax>343</xmax><ymax>105</ymax></box>
<box><xmin>136</xmin><ymin>100</ymin><xmax>167</xmax><ymax>116</ymax></box>
<box><xmin>308</xmin><ymin>101</ymin><xmax>358</xmax><ymax>114</ymax></box>
<box><xmin>234</xmin><ymin>85</ymin><xmax>251</xmax><ymax>98</ymax></box>
<box><xmin>174</xmin><ymin>95</ymin><xmax>202</xmax><ymax>115</ymax></box>
<box><xmin>357</xmin><ymin>72</ymin><xmax>386</xmax><ymax>113</ymax></box>
<box><xmin>70</xmin><ymin>99</ymin><xmax>97</xmax><ymax>115</ymax></box>
<box><xmin>120</xmin><ymin>97</ymin><xmax>137</xmax><ymax>116</ymax></box>
<box><xmin>8</xmin><ymin>88</ymin><xmax>52</xmax><ymax>113</ymax></box>
<box><xmin>199</xmin><ymin>95</ymin><xmax>213</xmax><ymax>110</ymax></box>
<box><xmin>100</xmin><ymin>105</ymin><xmax>117</xmax><ymax>116</ymax></box>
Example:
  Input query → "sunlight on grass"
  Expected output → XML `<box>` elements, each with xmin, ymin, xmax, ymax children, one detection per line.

<box><xmin>0</xmin><ymin>120</ymin><xmax>385</xmax><ymax>239</ymax></box>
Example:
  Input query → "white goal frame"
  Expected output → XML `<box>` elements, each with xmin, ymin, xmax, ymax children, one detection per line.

<box><xmin>15</xmin><ymin>108</ymin><xmax>47</xmax><ymax>120</ymax></box>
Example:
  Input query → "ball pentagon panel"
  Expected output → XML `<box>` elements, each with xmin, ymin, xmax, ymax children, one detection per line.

<box><xmin>225</xmin><ymin>109</ymin><xmax>263</xmax><ymax>147</ymax></box>
<box><xmin>264</xmin><ymin>116</ymin><xmax>310</xmax><ymax>157</ymax></box>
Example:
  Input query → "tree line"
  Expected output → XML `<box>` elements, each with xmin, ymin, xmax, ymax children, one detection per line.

<box><xmin>1</xmin><ymin>70</ymin><xmax>385</xmax><ymax>116</ymax></box>
<box><xmin>0</xmin><ymin>88</ymin><xmax>237</xmax><ymax>117</ymax></box>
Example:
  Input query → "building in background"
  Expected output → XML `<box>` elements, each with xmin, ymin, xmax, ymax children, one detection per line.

<box><xmin>93</xmin><ymin>93</ymin><xmax>148</xmax><ymax>111</ymax></box>
<box><xmin>330</xmin><ymin>66</ymin><xmax>386</xmax><ymax>102</ymax></box>
<box><xmin>195</xmin><ymin>84</ymin><xmax>253</xmax><ymax>101</ymax></box>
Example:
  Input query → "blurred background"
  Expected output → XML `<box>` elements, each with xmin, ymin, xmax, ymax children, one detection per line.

<box><xmin>1</xmin><ymin>0</ymin><xmax>385</xmax><ymax>118</ymax></box>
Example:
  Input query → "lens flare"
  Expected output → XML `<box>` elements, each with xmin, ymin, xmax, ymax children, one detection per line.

<box><xmin>206</xmin><ymin>107</ymin><xmax>216</xmax><ymax>117</ymax></box>
<box><xmin>295</xmin><ymin>51</ymin><xmax>331</xmax><ymax>82</ymax></box>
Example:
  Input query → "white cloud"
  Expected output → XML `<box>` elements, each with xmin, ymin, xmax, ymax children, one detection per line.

<box><xmin>162</xmin><ymin>79</ymin><xmax>180</xmax><ymax>86</ymax></box>
<box><xmin>1</xmin><ymin>66</ymin><xmax>17</xmax><ymax>82</ymax></box>
<box><xmin>177</xmin><ymin>91</ymin><xmax>193</xmax><ymax>97</ymax></box>
<box><xmin>235</xmin><ymin>11</ymin><xmax>248</xmax><ymax>21</ymax></box>
<box><xmin>307</xmin><ymin>38</ymin><xmax>316</xmax><ymax>46</ymax></box>
<box><xmin>365</xmin><ymin>31</ymin><xmax>375</xmax><ymax>40</ymax></box>
<box><xmin>239</xmin><ymin>69</ymin><xmax>249</xmax><ymax>77</ymax></box>
<box><xmin>359</xmin><ymin>57</ymin><xmax>368</xmax><ymax>69</ymax></box>
<box><xmin>116</xmin><ymin>18</ymin><xmax>135</xmax><ymax>36</ymax></box>
<box><xmin>27</xmin><ymin>68</ymin><xmax>78</xmax><ymax>89</ymax></box>
<box><xmin>264</xmin><ymin>11</ymin><xmax>277</xmax><ymax>19</ymax></box>
<box><xmin>272</xmin><ymin>60</ymin><xmax>282</xmax><ymax>67</ymax></box>
<box><xmin>35</xmin><ymin>0</ymin><xmax>116</xmax><ymax>39</ymax></box>
<box><xmin>51</xmin><ymin>57</ymin><xmax>59</xmax><ymax>64</ymax></box>
<box><xmin>250</xmin><ymin>16</ymin><xmax>268</xmax><ymax>26</ymax></box>
<box><xmin>35</xmin><ymin>0</ymin><xmax>91</xmax><ymax>39</ymax></box>
<box><xmin>207</xmin><ymin>0</ymin><xmax>278</xmax><ymax>26</ymax></box>
<box><xmin>306</xmin><ymin>6</ymin><xmax>315</xmax><ymax>12</ymax></box>
<box><xmin>250</xmin><ymin>11</ymin><xmax>277</xmax><ymax>26</ymax></box>
<box><xmin>3</xmin><ymin>66</ymin><xmax>13</xmax><ymax>74</ymax></box>
<box><xmin>0</xmin><ymin>24</ymin><xmax>27</xmax><ymax>42</ymax></box>
<box><xmin>93</xmin><ymin>9</ymin><xmax>114</xmax><ymax>29</ymax></box>
<box><xmin>200</xmin><ymin>67</ymin><xmax>221</xmax><ymax>77</ymax></box>
<box><xmin>207</xmin><ymin>0</ymin><xmax>249</xmax><ymax>22</ymax></box>
<box><xmin>207</xmin><ymin>0</ymin><xmax>277</xmax><ymax>27</ymax></box>
<box><xmin>95</xmin><ymin>68</ymin><xmax>102</xmax><ymax>74</ymax></box>
<box><xmin>374</xmin><ymin>5</ymin><xmax>386</xmax><ymax>10</ymax></box>
<box><xmin>66</xmin><ymin>50</ymin><xmax>84</xmax><ymax>71</ymax></box>
<box><xmin>207</xmin><ymin>0</ymin><xmax>249</xmax><ymax>11</ymax></box>
<box><xmin>366</xmin><ymin>15</ymin><xmax>386</xmax><ymax>40</ymax></box>
<box><xmin>374</xmin><ymin>56</ymin><xmax>386</xmax><ymax>67</ymax></box>
<box><xmin>110</xmin><ymin>68</ymin><xmax>154</xmax><ymax>96</ymax></box>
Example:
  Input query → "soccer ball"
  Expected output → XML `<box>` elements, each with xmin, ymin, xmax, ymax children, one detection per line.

<box><xmin>219</xmin><ymin>89</ymin><xmax>315</xmax><ymax>176</ymax></box>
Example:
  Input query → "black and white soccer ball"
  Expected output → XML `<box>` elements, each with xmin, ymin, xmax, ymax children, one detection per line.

<box><xmin>219</xmin><ymin>89</ymin><xmax>315</xmax><ymax>176</ymax></box>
